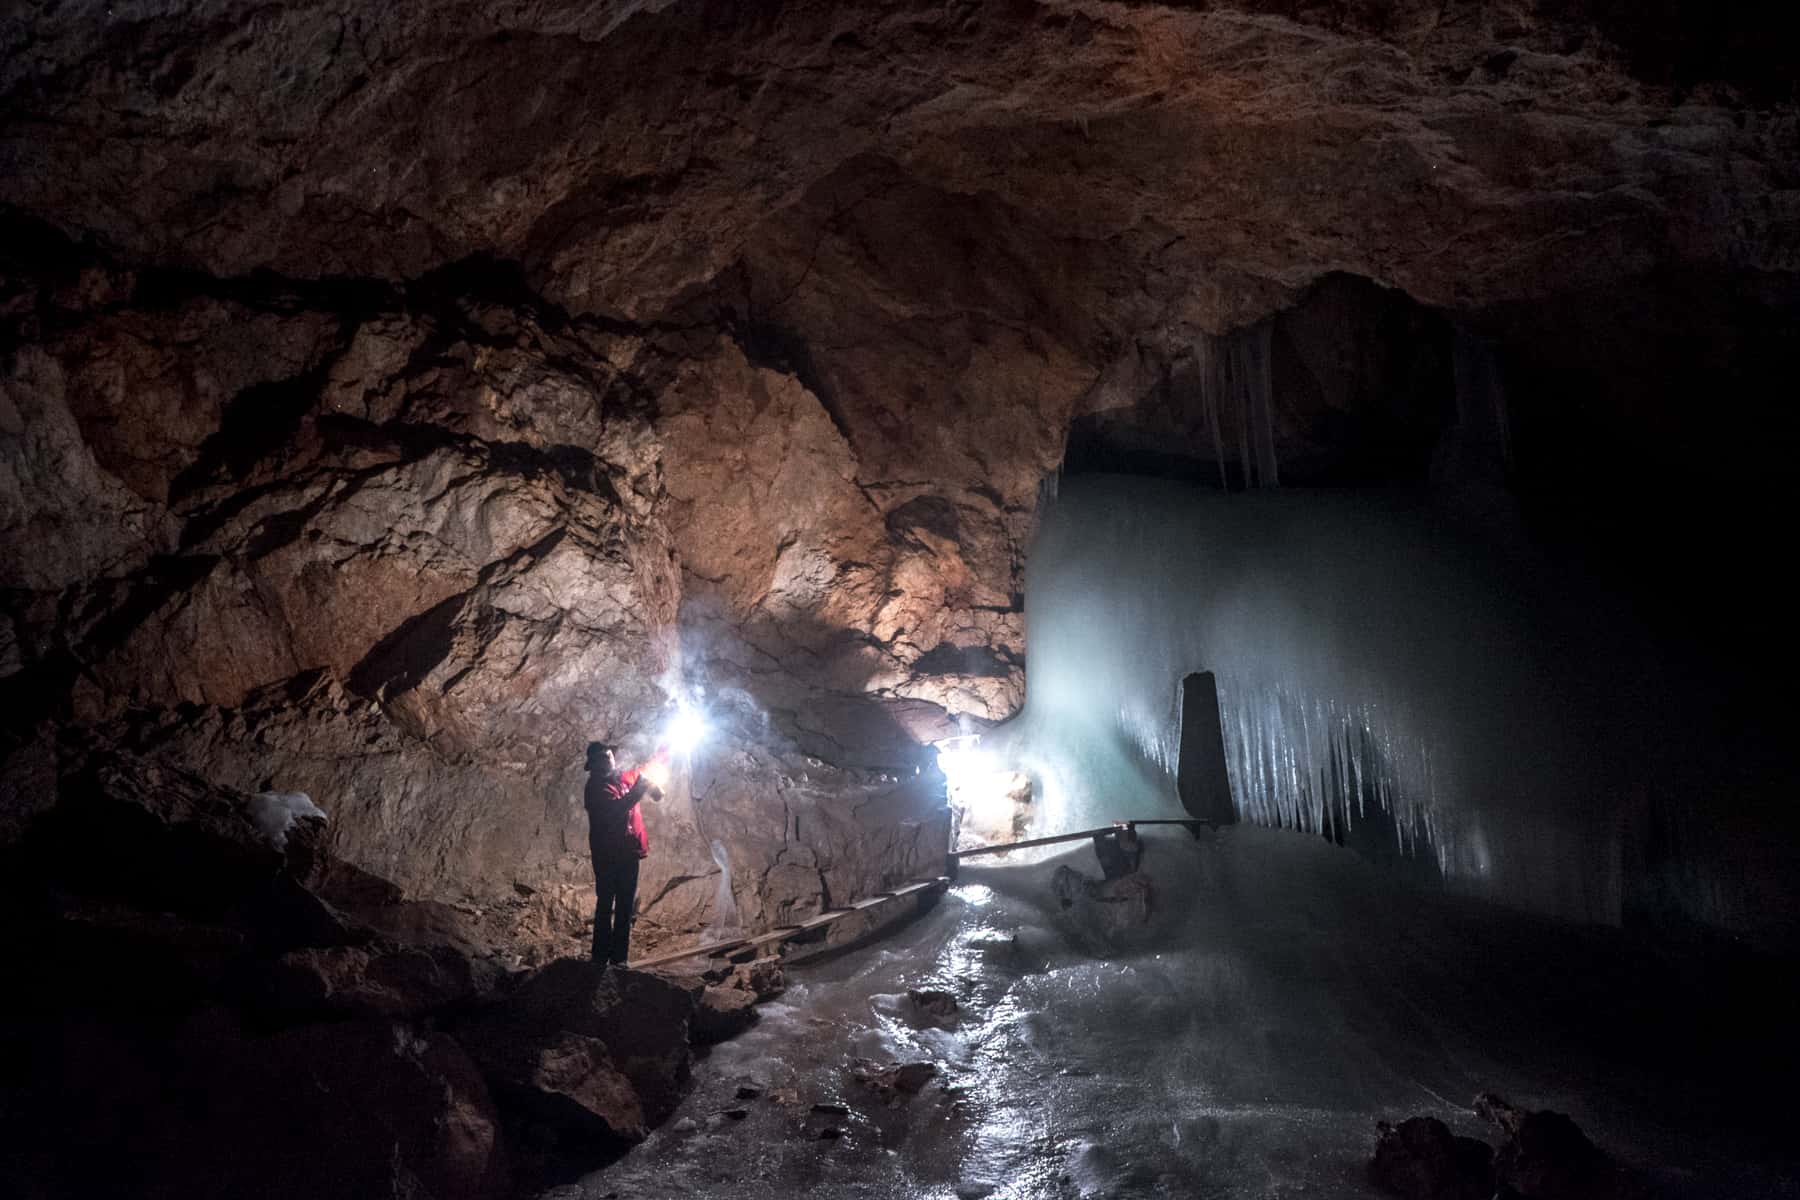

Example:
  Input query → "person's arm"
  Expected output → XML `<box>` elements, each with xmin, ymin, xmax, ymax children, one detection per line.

<box><xmin>614</xmin><ymin>768</ymin><xmax>650</xmax><ymax>804</ymax></box>
<box><xmin>629</xmin><ymin>803</ymin><xmax>649</xmax><ymax>859</ymax></box>
<box><xmin>631</xmin><ymin>748</ymin><xmax>670</xmax><ymax>802</ymax></box>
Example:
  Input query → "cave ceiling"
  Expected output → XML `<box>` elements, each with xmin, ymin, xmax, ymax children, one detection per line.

<box><xmin>7</xmin><ymin>0</ymin><xmax>1793</xmax><ymax>317</ymax></box>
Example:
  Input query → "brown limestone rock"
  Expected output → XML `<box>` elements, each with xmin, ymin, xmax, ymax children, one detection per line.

<box><xmin>462</xmin><ymin>1026</ymin><xmax>649</xmax><ymax>1147</ymax></box>
<box><xmin>655</xmin><ymin>341</ymin><xmax>1024</xmax><ymax>763</ymax></box>
<box><xmin>264</xmin><ymin>942</ymin><xmax>487</xmax><ymax>1021</ymax></box>
<box><xmin>724</xmin><ymin>957</ymin><xmax>787</xmax><ymax>1002</ymax></box>
<box><xmin>691</xmin><ymin>983</ymin><xmax>760</xmax><ymax>1046</ymax></box>
<box><xmin>5</xmin><ymin>2</ymin><xmax>1789</xmax><ymax>320</ymax></box>
<box><xmin>463</xmin><ymin>958</ymin><xmax>695</xmax><ymax>1126</ymax></box>
<box><xmin>683</xmin><ymin>737</ymin><xmax>952</xmax><ymax>937</ymax></box>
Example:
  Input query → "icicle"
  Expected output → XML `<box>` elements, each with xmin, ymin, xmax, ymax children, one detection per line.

<box><xmin>1231</xmin><ymin>337</ymin><xmax>1255</xmax><ymax>489</ymax></box>
<box><xmin>1195</xmin><ymin>336</ymin><xmax>1229</xmax><ymax>490</ymax></box>
<box><xmin>980</xmin><ymin>475</ymin><xmax>1649</xmax><ymax>928</ymax></box>
<box><xmin>1250</xmin><ymin>321</ymin><xmax>1280</xmax><ymax>488</ymax></box>
<box><xmin>1446</xmin><ymin>327</ymin><xmax>1512</xmax><ymax>483</ymax></box>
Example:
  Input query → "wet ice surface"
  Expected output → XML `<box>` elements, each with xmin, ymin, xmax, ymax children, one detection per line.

<box><xmin>558</xmin><ymin>827</ymin><xmax>1795</xmax><ymax>1200</ymax></box>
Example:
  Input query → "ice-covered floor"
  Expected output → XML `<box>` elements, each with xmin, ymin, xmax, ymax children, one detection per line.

<box><xmin>556</xmin><ymin>826</ymin><xmax>1796</xmax><ymax>1199</ymax></box>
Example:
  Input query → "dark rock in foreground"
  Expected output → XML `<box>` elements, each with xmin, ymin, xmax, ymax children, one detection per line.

<box><xmin>691</xmin><ymin>983</ymin><xmax>760</xmax><ymax>1045</ymax></box>
<box><xmin>466</xmin><ymin>957</ymin><xmax>695</xmax><ymax>1125</ymax></box>
<box><xmin>1371</xmin><ymin>1094</ymin><xmax>1647</xmax><ymax>1200</ymax></box>
<box><xmin>455</xmin><ymin>955</ymin><xmax>697</xmax><ymax>1180</ymax></box>
<box><xmin>0</xmin><ymin>746</ymin><xmax>721</xmax><ymax>1199</ymax></box>
<box><xmin>464</xmin><ymin>1026</ymin><xmax>649</xmax><ymax>1146</ymax></box>
<box><xmin>263</xmin><ymin>942</ymin><xmax>491</xmax><ymax>1021</ymax></box>
<box><xmin>1368</xmin><ymin>1116</ymin><xmax>1495</xmax><ymax>1200</ymax></box>
<box><xmin>1476</xmin><ymin>1093</ymin><xmax>1646</xmax><ymax>1200</ymax></box>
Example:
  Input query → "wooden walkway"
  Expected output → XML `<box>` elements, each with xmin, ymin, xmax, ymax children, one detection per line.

<box><xmin>627</xmin><ymin>817</ymin><xmax>1214</xmax><ymax>971</ymax></box>
<box><xmin>628</xmin><ymin>877</ymin><xmax>950</xmax><ymax>970</ymax></box>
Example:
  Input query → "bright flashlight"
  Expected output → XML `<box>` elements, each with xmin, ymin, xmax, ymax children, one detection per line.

<box><xmin>934</xmin><ymin>734</ymin><xmax>986</xmax><ymax>783</ymax></box>
<box><xmin>934</xmin><ymin>733</ymin><xmax>1031</xmax><ymax>851</ymax></box>
<box><xmin>665</xmin><ymin>706</ymin><xmax>708</xmax><ymax>757</ymax></box>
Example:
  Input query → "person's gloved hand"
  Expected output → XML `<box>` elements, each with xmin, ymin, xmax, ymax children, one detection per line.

<box><xmin>646</xmin><ymin>783</ymin><xmax>665</xmax><ymax>803</ymax></box>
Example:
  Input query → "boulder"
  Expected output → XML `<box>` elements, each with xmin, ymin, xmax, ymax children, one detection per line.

<box><xmin>263</xmin><ymin>942</ymin><xmax>486</xmax><ymax>1021</ymax></box>
<box><xmin>692</xmin><ymin>984</ymin><xmax>759</xmax><ymax>1046</ymax></box>
<box><xmin>1368</xmin><ymin>1116</ymin><xmax>1495</xmax><ymax>1200</ymax></box>
<box><xmin>462</xmin><ymin>958</ymin><xmax>695</xmax><ymax>1125</ymax></box>
<box><xmin>464</xmin><ymin>1028</ymin><xmax>647</xmax><ymax>1145</ymax></box>
<box><xmin>1051</xmin><ymin>865</ymin><xmax>1155</xmax><ymax>932</ymax></box>
<box><xmin>907</xmin><ymin>987</ymin><xmax>961</xmax><ymax>1023</ymax></box>
<box><xmin>13</xmin><ymin>1010</ymin><xmax>507</xmax><ymax>1200</ymax></box>
<box><xmin>852</xmin><ymin>1059</ymin><xmax>939</xmax><ymax>1104</ymax></box>
<box><xmin>22</xmin><ymin>749</ymin><xmax>291</xmax><ymax>920</ymax></box>
<box><xmin>726</xmin><ymin>957</ymin><xmax>787</xmax><ymax>1001</ymax></box>
<box><xmin>1475</xmin><ymin>1093</ymin><xmax>1643</xmax><ymax>1200</ymax></box>
<box><xmin>1371</xmin><ymin>1097</ymin><xmax>1647</xmax><ymax>1200</ymax></box>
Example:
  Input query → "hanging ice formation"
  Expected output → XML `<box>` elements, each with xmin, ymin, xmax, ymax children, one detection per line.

<box><xmin>1193</xmin><ymin>323</ymin><xmax>1279</xmax><ymax>490</ymax></box>
<box><xmin>1435</xmin><ymin>328</ymin><xmax>1513</xmax><ymax>486</ymax></box>
<box><xmin>706</xmin><ymin>838</ymin><xmax>740</xmax><ymax>938</ymax></box>
<box><xmin>985</xmin><ymin>474</ymin><xmax>1652</xmax><ymax>926</ymax></box>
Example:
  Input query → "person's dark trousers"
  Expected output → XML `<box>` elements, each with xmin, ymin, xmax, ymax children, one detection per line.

<box><xmin>591</xmin><ymin>855</ymin><xmax>640</xmax><ymax>965</ymax></box>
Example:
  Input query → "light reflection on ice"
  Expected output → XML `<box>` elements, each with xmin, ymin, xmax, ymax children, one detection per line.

<box><xmin>573</xmin><ymin>827</ymin><xmax>1781</xmax><ymax>1200</ymax></box>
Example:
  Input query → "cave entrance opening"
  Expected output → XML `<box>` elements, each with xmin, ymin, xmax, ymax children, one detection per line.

<box><xmin>1177</xmin><ymin>670</ymin><xmax>1236</xmax><ymax>825</ymax></box>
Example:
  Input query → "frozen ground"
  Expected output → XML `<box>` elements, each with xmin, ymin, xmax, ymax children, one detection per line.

<box><xmin>557</xmin><ymin>826</ymin><xmax>1797</xmax><ymax>1199</ymax></box>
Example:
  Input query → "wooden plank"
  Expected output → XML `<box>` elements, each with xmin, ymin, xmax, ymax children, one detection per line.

<box><xmin>626</xmin><ymin>876</ymin><xmax>949</xmax><ymax>970</ymax></box>
<box><xmin>628</xmin><ymin>934</ymin><xmax>751</xmax><ymax>970</ymax></box>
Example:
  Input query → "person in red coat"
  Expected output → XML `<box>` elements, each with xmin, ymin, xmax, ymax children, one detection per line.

<box><xmin>585</xmin><ymin>741</ymin><xmax>664</xmax><ymax>965</ymax></box>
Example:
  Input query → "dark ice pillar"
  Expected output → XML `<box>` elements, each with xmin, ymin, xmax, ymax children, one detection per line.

<box><xmin>1178</xmin><ymin>671</ymin><xmax>1236</xmax><ymax>824</ymax></box>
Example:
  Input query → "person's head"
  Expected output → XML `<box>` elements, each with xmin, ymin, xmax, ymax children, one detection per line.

<box><xmin>586</xmin><ymin>742</ymin><xmax>616</xmax><ymax>773</ymax></box>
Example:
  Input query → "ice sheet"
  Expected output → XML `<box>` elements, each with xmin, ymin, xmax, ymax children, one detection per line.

<box><xmin>567</xmin><ymin>827</ymin><xmax>1792</xmax><ymax>1200</ymax></box>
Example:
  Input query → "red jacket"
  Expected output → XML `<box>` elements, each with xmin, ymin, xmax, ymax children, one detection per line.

<box><xmin>585</xmin><ymin>767</ymin><xmax>650</xmax><ymax>860</ymax></box>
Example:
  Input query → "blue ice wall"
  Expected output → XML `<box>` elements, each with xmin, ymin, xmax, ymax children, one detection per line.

<box><xmin>986</xmin><ymin>476</ymin><xmax>1674</xmax><ymax>926</ymax></box>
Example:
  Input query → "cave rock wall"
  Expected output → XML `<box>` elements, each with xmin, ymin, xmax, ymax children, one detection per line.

<box><xmin>0</xmin><ymin>249</ymin><xmax>973</xmax><ymax>958</ymax></box>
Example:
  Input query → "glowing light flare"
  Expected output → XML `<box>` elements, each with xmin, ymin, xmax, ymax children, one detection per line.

<box><xmin>935</xmin><ymin>734</ymin><xmax>988</xmax><ymax>784</ymax></box>
<box><xmin>640</xmin><ymin>760</ymin><xmax>671</xmax><ymax>792</ymax></box>
<box><xmin>936</xmin><ymin>734</ymin><xmax>1032</xmax><ymax>849</ymax></box>
<box><xmin>664</xmin><ymin>705</ymin><xmax>709</xmax><ymax>757</ymax></box>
